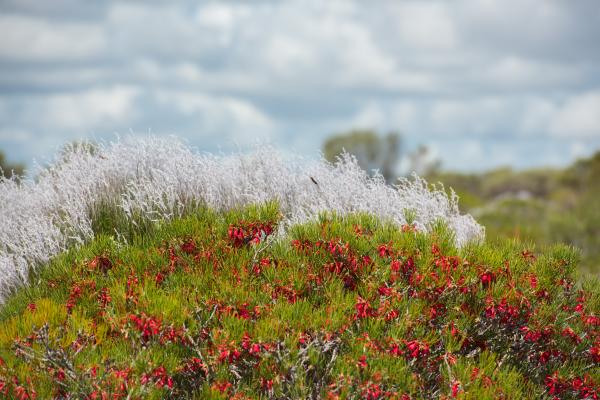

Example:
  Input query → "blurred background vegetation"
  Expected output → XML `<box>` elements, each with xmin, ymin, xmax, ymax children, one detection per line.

<box><xmin>324</xmin><ymin>130</ymin><xmax>600</xmax><ymax>276</ymax></box>
<box><xmin>0</xmin><ymin>150</ymin><xmax>24</xmax><ymax>179</ymax></box>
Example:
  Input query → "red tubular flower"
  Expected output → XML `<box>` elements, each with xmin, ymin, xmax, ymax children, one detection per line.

<box><xmin>357</xmin><ymin>355</ymin><xmax>367</xmax><ymax>369</ymax></box>
<box><xmin>249</xmin><ymin>343</ymin><xmax>262</xmax><ymax>356</ymax></box>
<box><xmin>480</xmin><ymin>271</ymin><xmax>496</xmax><ymax>288</ymax></box>
<box><xmin>529</xmin><ymin>274</ymin><xmax>538</xmax><ymax>289</ymax></box>
<box><xmin>451</xmin><ymin>381</ymin><xmax>460</xmax><ymax>398</ymax></box>
<box><xmin>66</xmin><ymin>283</ymin><xmax>82</xmax><ymax>314</ymax></box>
<box><xmin>355</xmin><ymin>297</ymin><xmax>375</xmax><ymax>319</ymax></box>
<box><xmin>97</xmin><ymin>287</ymin><xmax>111</xmax><ymax>309</ymax></box>
<box><xmin>385</xmin><ymin>309</ymin><xmax>399</xmax><ymax>322</ymax></box>
<box><xmin>363</xmin><ymin>383</ymin><xmax>382</xmax><ymax>400</ymax></box>
<box><xmin>405</xmin><ymin>340</ymin><xmax>429</xmax><ymax>359</ymax></box>
<box><xmin>180</xmin><ymin>239</ymin><xmax>197</xmax><ymax>255</ymax></box>
<box><xmin>545</xmin><ymin>373</ymin><xmax>562</xmax><ymax>395</ymax></box>
<box><xmin>389</xmin><ymin>343</ymin><xmax>402</xmax><ymax>356</ymax></box>
<box><xmin>128</xmin><ymin>313</ymin><xmax>162</xmax><ymax>342</ymax></box>
<box><xmin>590</xmin><ymin>344</ymin><xmax>600</xmax><ymax>363</ymax></box>
<box><xmin>155</xmin><ymin>272</ymin><xmax>165</xmax><ymax>286</ymax></box>
<box><xmin>261</xmin><ymin>378</ymin><xmax>273</xmax><ymax>392</ymax></box>
<box><xmin>212</xmin><ymin>380</ymin><xmax>232</xmax><ymax>394</ymax></box>
<box><xmin>378</xmin><ymin>244</ymin><xmax>391</xmax><ymax>258</ymax></box>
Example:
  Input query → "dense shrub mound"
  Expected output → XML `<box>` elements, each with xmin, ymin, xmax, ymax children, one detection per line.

<box><xmin>0</xmin><ymin>137</ymin><xmax>483</xmax><ymax>301</ymax></box>
<box><xmin>0</xmin><ymin>204</ymin><xmax>599</xmax><ymax>399</ymax></box>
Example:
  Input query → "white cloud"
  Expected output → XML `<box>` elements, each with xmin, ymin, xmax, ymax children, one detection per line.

<box><xmin>519</xmin><ymin>98</ymin><xmax>557</xmax><ymax>135</ymax></box>
<box><xmin>154</xmin><ymin>90</ymin><xmax>274</xmax><ymax>144</ymax></box>
<box><xmin>550</xmin><ymin>92</ymin><xmax>600</xmax><ymax>137</ymax></box>
<box><xmin>0</xmin><ymin>129</ymin><xmax>32</xmax><ymax>143</ymax></box>
<box><xmin>430</xmin><ymin>99</ymin><xmax>511</xmax><ymax>135</ymax></box>
<box><xmin>262</xmin><ymin>35</ymin><xmax>318</xmax><ymax>79</ymax></box>
<box><xmin>106</xmin><ymin>3</ymin><xmax>216</xmax><ymax>59</ymax></box>
<box><xmin>348</xmin><ymin>101</ymin><xmax>419</xmax><ymax>133</ymax></box>
<box><xmin>39</xmin><ymin>86</ymin><xmax>139</xmax><ymax>130</ymax></box>
<box><xmin>0</xmin><ymin>14</ymin><xmax>105</xmax><ymax>61</ymax></box>
<box><xmin>350</xmin><ymin>103</ymin><xmax>387</xmax><ymax>130</ymax></box>
<box><xmin>195</xmin><ymin>3</ymin><xmax>251</xmax><ymax>46</ymax></box>
<box><xmin>484</xmin><ymin>56</ymin><xmax>582</xmax><ymax>88</ymax></box>
<box><xmin>1</xmin><ymin>0</ymin><xmax>600</xmax><ymax>170</ymax></box>
<box><xmin>391</xmin><ymin>2</ymin><xmax>458</xmax><ymax>50</ymax></box>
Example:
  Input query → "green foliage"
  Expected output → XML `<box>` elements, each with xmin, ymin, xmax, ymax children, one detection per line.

<box><xmin>1</xmin><ymin>203</ymin><xmax>599</xmax><ymax>399</ymax></box>
<box><xmin>428</xmin><ymin>151</ymin><xmax>600</xmax><ymax>275</ymax></box>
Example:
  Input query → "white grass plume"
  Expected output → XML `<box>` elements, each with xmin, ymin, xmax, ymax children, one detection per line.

<box><xmin>0</xmin><ymin>136</ymin><xmax>484</xmax><ymax>301</ymax></box>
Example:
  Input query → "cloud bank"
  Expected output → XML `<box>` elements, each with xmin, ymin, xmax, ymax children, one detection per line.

<box><xmin>0</xmin><ymin>0</ymin><xmax>599</xmax><ymax>170</ymax></box>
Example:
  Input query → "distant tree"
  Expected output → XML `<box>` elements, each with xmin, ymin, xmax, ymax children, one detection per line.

<box><xmin>407</xmin><ymin>145</ymin><xmax>441</xmax><ymax>177</ymax></box>
<box><xmin>323</xmin><ymin>130</ymin><xmax>401</xmax><ymax>182</ymax></box>
<box><xmin>322</xmin><ymin>130</ymin><xmax>441</xmax><ymax>182</ymax></box>
<box><xmin>0</xmin><ymin>150</ymin><xmax>24</xmax><ymax>179</ymax></box>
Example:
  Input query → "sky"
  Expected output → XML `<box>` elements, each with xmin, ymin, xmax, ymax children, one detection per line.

<box><xmin>1</xmin><ymin>0</ymin><xmax>599</xmax><ymax>172</ymax></box>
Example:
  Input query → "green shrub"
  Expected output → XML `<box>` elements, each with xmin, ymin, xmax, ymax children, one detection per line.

<box><xmin>0</xmin><ymin>204</ymin><xmax>598</xmax><ymax>399</ymax></box>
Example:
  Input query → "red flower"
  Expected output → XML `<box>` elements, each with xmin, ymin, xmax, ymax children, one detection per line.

<box><xmin>357</xmin><ymin>355</ymin><xmax>367</xmax><ymax>369</ymax></box>
<box><xmin>89</xmin><ymin>256</ymin><xmax>113</xmax><ymax>274</ymax></box>
<box><xmin>389</xmin><ymin>343</ymin><xmax>402</xmax><ymax>356</ymax></box>
<box><xmin>66</xmin><ymin>283</ymin><xmax>82</xmax><ymax>314</ymax></box>
<box><xmin>97</xmin><ymin>287</ymin><xmax>111</xmax><ymax>309</ymax></box>
<box><xmin>55</xmin><ymin>369</ymin><xmax>65</xmax><ymax>381</ymax></box>
<box><xmin>451</xmin><ymin>381</ymin><xmax>460</xmax><ymax>398</ymax></box>
<box><xmin>155</xmin><ymin>272</ymin><xmax>165</xmax><ymax>286</ymax></box>
<box><xmin>378</xmin><ymin>244</ymin><xmax>391</xmax><ymax>258</ymax></box>
<box><xmin>355</xmin><ymin>297</ymin><xmax>375</xmax><ymax>319</ymax></box>
<box><xmin>261</xmin><ymin>378</ymin><xmax>274</xmax><ymax>391</ymax></box>
<box><xmin>590</xmin><ymin>345</ymin><xmax>600</xmax><ymax>363</ymax></box>
<box><xmin>180</xmin><ymin>239</ymin><xmax>197</xmax><ymax>255</ymax></box>
<box><xmin>249</xmin><ymin>343</ymin><xmax>262</xmax><ymax>356</ymax></box>
<box><xmin>212</xmin><ymin>380</ymin><xmax>232</xmax><ymax>394</ymax></box>
<box><xmin>529</xmin><ymin>275</ymin><xmax>538</xmax><ymax>289</ymax></box>
<box><xmin>480</xmin><ymin>271</ymin><xmax>496</xmax><ymax>288</ymax></box>
<box><xmin>406</xmin><ymin>340</ymin><xmax>429</xmax><ymax>359</ymax></box>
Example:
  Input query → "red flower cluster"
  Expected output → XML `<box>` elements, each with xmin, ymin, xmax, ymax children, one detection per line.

<box><xmin>545</xmin><ymin>372</ymin><xmax>599</xmax><ymax>399</ymax></box>
<box><xmin>141</xmin><ymin>366</ymin><xmax>173</xmax><ymax>389</ymax></box>
<box><xmin>5</xmin><ymin>214</ymin><xmax>600</xmax><ymax>399</ymax></box>
<box><xmin>66</xmin><ymin>283</ymin><xmax>82</xmax><ymax>314</ymax></box>
<box><xmin>355</xmin><ymin>296</ymin><xmax>377</xmax><ymax>320</ymax></box>
<box><xmin>128</xmin><ymin>313</ymin><xmax>162</xmax><ymax>343</ymax></box>
<box><xmin>97</xmin><ymin>287</ymin><xmax>111</xmax><ymax>309</ymax></box>
<box><xmin>228</xmin><ymin>221</ymin><xmax>273</xmax><ymax>247</ymax></box>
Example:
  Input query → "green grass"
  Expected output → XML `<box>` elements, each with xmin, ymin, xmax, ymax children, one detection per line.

<box><xmin>0</xmin><ymin>202</ymin><xmax>599</xmax><ymax>399</ymax></box>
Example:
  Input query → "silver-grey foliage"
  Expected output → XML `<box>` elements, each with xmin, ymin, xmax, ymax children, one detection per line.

<box><xmin>0</xmin><ymin>136</ymin><xmax>484</xmax><ymax>302</ymax></box>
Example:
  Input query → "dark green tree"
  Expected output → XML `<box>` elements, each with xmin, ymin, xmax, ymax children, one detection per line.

<box><xmin>323</xmin><ymin>130</ymin><xmax>401</xmax><ymax>182</ymax></box>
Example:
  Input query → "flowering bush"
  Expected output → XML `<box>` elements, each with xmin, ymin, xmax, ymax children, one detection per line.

<box><xmin>0</xmin><ymin>204</ymin><xmax>597</xmax><ymax>398</ymax></box>
<box><xmin>0</xmin><ymin>137</ymin><xmax>482</xmax><ymax>301</ymax></box>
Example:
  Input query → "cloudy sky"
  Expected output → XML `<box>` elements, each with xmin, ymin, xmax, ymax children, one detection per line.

<box><xmin>1</xmin><ymin>0</ymin><xmax>599</xmax><ymax>171</ymax></box>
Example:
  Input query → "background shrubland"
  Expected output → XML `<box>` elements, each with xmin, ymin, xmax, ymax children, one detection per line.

<box><xmin>427</xmin><ymin>151</ymin><xmax>600</xmax><ymax>275</ymax></box>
